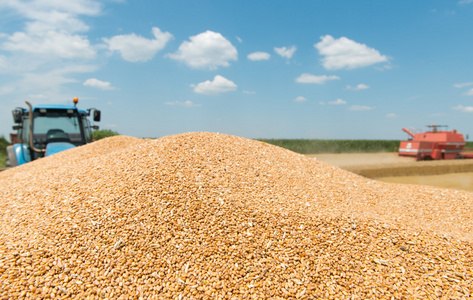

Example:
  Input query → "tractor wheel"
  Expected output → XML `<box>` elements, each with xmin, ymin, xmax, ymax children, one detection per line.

<box><xmin>5</xmin><ymin>146</ymin><xmax>18</xmax><ymax>168</ymax></box>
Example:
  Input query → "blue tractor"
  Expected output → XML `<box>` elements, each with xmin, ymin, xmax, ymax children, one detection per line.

<box><xmin>6</xmin><ymin>97</ymin><xmax>101</xmax><ymax>168</ymax></box>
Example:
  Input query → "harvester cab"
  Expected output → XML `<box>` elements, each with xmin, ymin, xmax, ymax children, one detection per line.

<box><xmin>6</xmin><ymin>98</ymin><xmax>101</xmax><ymax>168</ymax></box>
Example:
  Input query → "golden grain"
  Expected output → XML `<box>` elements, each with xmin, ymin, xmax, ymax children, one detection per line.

<box><xmin>0</xmin><ymin>132</ymin><xmax>472</xmax><ymax>299</ymax></box>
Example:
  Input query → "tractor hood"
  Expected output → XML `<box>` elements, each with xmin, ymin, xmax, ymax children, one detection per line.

<box><xmin>45</xmin><ymin>142</ymin><xmax>76</xmax><ymax>157</ymax></box>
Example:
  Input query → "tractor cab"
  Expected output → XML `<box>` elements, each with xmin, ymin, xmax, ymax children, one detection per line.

<box><xmin>6</xmin><ymin>98</ymin><xmax>101</xmax><ymax>167</ymax></box>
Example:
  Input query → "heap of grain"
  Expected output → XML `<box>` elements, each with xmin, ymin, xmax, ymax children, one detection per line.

<box><xmin>1</xmin><ymin>132</ymin><xmax>472</xmax><ymax>299</ymax></box>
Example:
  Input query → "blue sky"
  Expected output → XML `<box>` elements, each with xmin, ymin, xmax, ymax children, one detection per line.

<box><xmin>1</xmin><ymin>0</ymin><xmax>473</xmax><ymax>140</ymax></box>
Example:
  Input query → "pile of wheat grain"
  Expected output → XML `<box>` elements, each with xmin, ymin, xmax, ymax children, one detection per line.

<box><xmin>0</xmin><ymin>132</ymin><xmax>472</xmax><ymax>299</ymax></box>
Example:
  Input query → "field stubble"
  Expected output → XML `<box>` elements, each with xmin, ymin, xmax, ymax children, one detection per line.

<box><xmin>311</xmin><ymin>152</ymin><xmax>473</xmax><ymax>192</ymax></box>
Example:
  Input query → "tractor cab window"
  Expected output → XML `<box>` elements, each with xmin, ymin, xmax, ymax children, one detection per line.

<box><xmin>33</xmin><ymin>109</ymin><xmax>85</xmax><ymax>148</ymax></box>
<box><xmin>20</xmin><ymin>117</ymin><xmax>29</xmax><ymax>145</ymax></box>
<box><xmin>82</xmin><ymin>116</ymin><xmax>94</xmax><ymax>143</ymax></box>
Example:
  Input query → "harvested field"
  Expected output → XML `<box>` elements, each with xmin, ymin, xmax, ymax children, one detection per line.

<box><xmin>0</xmin><ymin>133</ymin><xmax>472</xmax><ymax>299</ymax></box>
<box><xmin>311</xmin><ymin>153</ymin><xmax>473</xmax><ymax>192</ymax></box>
<box><xmin>377</xmin><ymin>172</ymin><xmax>473</xmax><ymax>192</ymax></box>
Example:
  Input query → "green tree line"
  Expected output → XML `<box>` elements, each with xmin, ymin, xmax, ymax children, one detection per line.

<box><xmin>258</xmin><ymin>139</ymin><xmax>402</xmax><ymax>154</ymax></box>
<box><xmin>0</xmin><ymin>136</ymin><xmax>9</xmax><ymax>169</ymax></box>
<box><xmin>3</xmin><ymin>132</ymin><xmax>473</xmax><ymax>168</ymax></box>
<box><xmin>92</xmin><ymin>129</ymin><xmax>120</xmax><ymax>140</ymax></box>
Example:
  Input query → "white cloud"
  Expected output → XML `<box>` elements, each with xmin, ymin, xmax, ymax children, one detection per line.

<box><xmin>453</xmin><ymin>105</ymin><xmax>473</xmax><ymax>112</ymax></box>
<box><xmin>24</xmin><ymin>12</ymin><xmax>91</xmax><ymax>34</ymax></box>
<box><xmin>247</xmin><ymin>52</ymin><xmax>270</xmax><ymax>61</ymax></box>
<box><xmin>192</xmin><ymin>75</ymin><xmax>237</xmax><ymax>95</ymax></box>
<box><xmin>3</xmin><ymin>30</ymin><xmax>96</xmax><ymax>59</ymax></box>
<box><xmin>454</xmin><ymin>84</ymin><xmax>473</xmax><ymax>95</ymax></box>
<box><xmin>0</xmin><ymin>0</ymin><xmax>101</xmax><ymax>33</ymax></box>
<box><xmin>104</xmin><ymin>27</ymin><xmax>173</xmax><ymax>62</ymax></box>
<box><xmin>0</xmin><ymin>64</ymin><xmax>97</xmax><ymax>98</ymax></box>
<box><xmin>164</xmin><ymin>100</ymin><xmax>201</xmax><ymax>107</ymax></box>
<box><xmin>0</xmin><ymin>0</ymin><xmax>101</xmax><ymax>59</ymax></box>
<box><xmin>236</xmin><ymin>36</ymin><xmax>243</xmax><ymax>43</ymax></box>
<box><xmin>386</xmin><ymin>113</ymin><xmax>398</xmax><ymax>118</ymax></box>
<box><xmin>83</xmin><ymin>78</ymin><xmax>116</xmax><ymax>90</ymax></box>
<box><xmin>24</xmin><ymin>65</ymin><xmax>96</xmax><ymax>88</ymax></box>
<box><xmin>453</xmin><ymin>82</ymin><xmax>473</xmax><ymax>88</ymax></box>
<box><xmin>243</xmin><ymin>90</ymin><xmax>256</xmax><ymax>95</ymax></box>
<box><xmin>0</xmin><ymin>55</ymin><xmax>6</xmax><ymax>69</ymax></box>
<box><xmin>347</xmin><ymin>84</ymin><xmax>369</xmax><ymax>90</ymax></box>
<box><xmin>0</xmin><ymin>85</ymin><xmax>16</xmax><ymax>95</ymax></box>
<box><xmin>349</xmin><ymin>105</ymin><xmax>374</xmax><ymax>111</ymax></box>
<box><xmin>168</xmin><ymin>31</ymin><xmax>237</xmax><ymax>70</ymax></box>
<box><xmin>375</xmin><ymin>64</ymin><xmax>393</xmax><ymax>71</ymax></box>
<box><xmin>328</xmin><ymin>98</ymin><xmax>346</xmax><ymax>105</ymax></box>
<box><xmin>27</xmin><ymin>93</ymin><xmax>47</xmax><ymax>99</ymax></box>
<box><xmin>459</xmin><ymin>0</ymin><xmax>473</xmax><ymax>4</ymax></box>
<box><xmin>293</xmin><ymin>96</ymin><xmax>307</xmax><ymax>103</ymax></box>
<box><xmin>296</xmin><ymin>73</ymin><xmax>340</xmax><ymax>84</ymax></box>
<box><xmin>274</xmin><ymin>46</ymin><xmax>297</xmax><ymax>59</ymax></box>
<box><xmin>19</xmin><ymin>0</ymin><xmax>101</xmax><ymax>16</ymax></box>
<box><xmin>315</xmin><ymin>35</ymin><xmax>388</xmax><ymax>70</ymax></box>
<box><xmin>0</xmin><ymin>1</ymin><xmax>106</xmax><ymax>108</ymax></box>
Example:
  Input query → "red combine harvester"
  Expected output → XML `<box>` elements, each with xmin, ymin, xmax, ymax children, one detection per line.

<box><xmin>398</xmin><ymin>125</ymin><xmax>473</xmax><ymax>161</ymax></box>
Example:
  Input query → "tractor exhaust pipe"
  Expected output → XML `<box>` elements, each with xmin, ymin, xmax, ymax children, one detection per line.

<box><xmin>25</xmin><ymin>101</ymin><xmax>46</xmax><ymax>153</ymax></box>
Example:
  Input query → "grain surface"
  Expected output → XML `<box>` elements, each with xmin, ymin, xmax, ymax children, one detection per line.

<box><xmin>1</xmin><ymin>132</ymin><xmax>472</xmax><ymax>299</ymax></box>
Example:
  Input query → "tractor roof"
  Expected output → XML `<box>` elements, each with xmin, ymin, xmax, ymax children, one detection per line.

<box><xmin>34</xmin><ymin>104</ymin><xmax>77</xmax><ymax>110</ymax></box>
<box><xmin>26</xmin><ymin>104</ymin><xmax>88</xmax><ymax>114</ymax></box>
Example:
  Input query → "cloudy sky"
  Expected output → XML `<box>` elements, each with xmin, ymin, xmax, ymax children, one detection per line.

<box><xmin>1</xmin><ymin>0</ymin><xmax>473</xmax><ymax>140</ymax></box>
